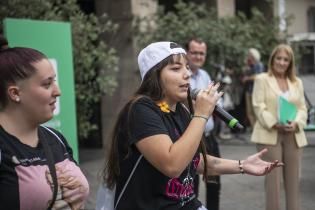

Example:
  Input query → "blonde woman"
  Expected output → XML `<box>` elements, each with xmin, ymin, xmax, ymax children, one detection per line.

<box><xmin>251</xmin><ymin>44</ymin><xmax>307</xmax><ymax>210</ymax></box>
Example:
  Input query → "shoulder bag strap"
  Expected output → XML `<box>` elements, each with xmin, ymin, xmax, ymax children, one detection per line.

<box><xmin>114</xmin><ymin>154</ymin><xmax>143</xmax><ymax>210</ymax></box>
<box><xmin>40</xmin><ymin>127</ymin><xmax>59</xmax><ymax>210</ymax></box>
<box><xmin>0</xmin><ymin>129</ymin><xmax>20</xmax><ymax>165</ymax></box>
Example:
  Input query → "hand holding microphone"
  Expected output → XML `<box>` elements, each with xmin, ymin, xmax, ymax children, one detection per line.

<box><xmin>191</xmin><ymin>86</ymin><xmax>244</xmax><ymax>131</ymax></box>
<box><xmin>192</xmin><ymin>83</ymin><xmax>223</xmax><ymax>119</ymax></box>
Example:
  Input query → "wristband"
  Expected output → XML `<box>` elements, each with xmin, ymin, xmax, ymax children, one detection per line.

<box><xmin>238</xmin><ymin>160</ymin><xmax>244</xmax><ymax>174</ymax></box>
<box><xmin>192</xmin><ymin>115</ymin><xmax>208</xmax><ymax>121</ymax></box>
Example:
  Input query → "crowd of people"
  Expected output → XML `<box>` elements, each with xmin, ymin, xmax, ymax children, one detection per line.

<box><xmin>0</xmin><ymin>33</ymin><xmax>308</xmax><ymax>210</ymax></box>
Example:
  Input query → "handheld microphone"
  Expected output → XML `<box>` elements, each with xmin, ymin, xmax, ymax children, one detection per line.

<box><xmin>190</xmin><ymin>89</ymin><xmax>244</xmax><ymax>131</ymax></box>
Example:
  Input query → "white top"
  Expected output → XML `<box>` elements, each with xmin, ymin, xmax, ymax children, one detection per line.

<box><xmin>190</xmin><ymin>68</ymin><xmax>215</xmax><ymax>136</ymax></box>
<box><xmin>280</xmin><ymin>90</ymin><xmax>289</xmax><ymax>99</ymax></box>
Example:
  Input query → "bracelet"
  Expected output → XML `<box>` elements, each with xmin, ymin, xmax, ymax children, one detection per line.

<box><xmin>238</xmin><ymin>160</ymin><xmax>244</xmax><ymax>174</ymax></box>
<box><xmin>192</xmin><ymin>115</ymin><xmax>208</xmax><ymax>121</ymax></box>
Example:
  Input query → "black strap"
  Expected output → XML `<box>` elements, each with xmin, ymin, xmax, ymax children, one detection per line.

<box><xmin>39</xmin><ymin>128</ymin><xmax>58</xmax><ymax>210</ymax></box>
<box><xmin>0</xmin><ymin>127</ymin><xmax>20</xmax><ymax>166</ymax></box>
<box><xmin>114</xmin><ymin>154</ymin><xmax>143</xmax><ymax>209</ymax></box>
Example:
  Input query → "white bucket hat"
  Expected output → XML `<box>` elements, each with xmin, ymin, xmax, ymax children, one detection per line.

<box><xmin>137</xmin><ymin>41</ymin><xmax>186</xmax><ymax>80</ymax></box>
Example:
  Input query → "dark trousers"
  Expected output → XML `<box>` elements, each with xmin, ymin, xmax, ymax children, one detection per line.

<box><xmin>206</xmin><ymin>176</ymin><xmax>221</xmax><ymax>210</ymax></box>
<box><xmin>193</xmin><ymin>132</ymin><xmax>221</xmax><ymax>210</ymax></box>
<box><xmin>205</xmin><ymin>132</ymin><xmax>221</xmax><ymax>210</ymax></box>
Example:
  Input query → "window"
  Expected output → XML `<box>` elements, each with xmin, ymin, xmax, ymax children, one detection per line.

<box><xmin>298</xmin><ymin>44</ymin><xmax>315</xmax><ymax>74</ymax></box>
<box><xmin>308</xmin><ymin>6</ymin><xmax>315</xmax><ymax>32</ymax></box>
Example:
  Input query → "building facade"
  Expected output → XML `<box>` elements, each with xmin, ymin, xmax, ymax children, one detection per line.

<box><xmin>77</xmin><ymin>0</ymin><xmax>315</xmax><ymax>147</ymax></box>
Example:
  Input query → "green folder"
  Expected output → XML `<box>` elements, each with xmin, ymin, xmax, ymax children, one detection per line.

<box><xmin>278</xmin><ymin>96</ymin><xmax>297</xmax><ymax>124</ymax></box>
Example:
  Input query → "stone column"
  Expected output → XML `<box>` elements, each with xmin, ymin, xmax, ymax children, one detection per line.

<box><xmin>95</xmin><ymin>0</ymin><xmax>158</xmax><ymax>149</ymax></box>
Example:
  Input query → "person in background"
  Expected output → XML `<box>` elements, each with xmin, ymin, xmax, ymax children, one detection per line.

<box><xmin>0</xmin><ymin>35</ymin><xmax>89</xmax><ymax>210</ymax></box>
<box><xmin>186</xmin><ymin>37</ymin><xmax>221</xmax><ymax>210</ymax></box>
<box><xmin>242</xmin><ymin>48</ymin><xmax>264</xmax><ymax>130</ymax></box>
<box><xmin>251</xmin><ymin>44</ymin><xmax>307</xmax><ymax>210</ymax></box>
<box><xmin>103</xmin><ymin>41</ymin><xmax>283</xmax><ymax>210</ymax></box>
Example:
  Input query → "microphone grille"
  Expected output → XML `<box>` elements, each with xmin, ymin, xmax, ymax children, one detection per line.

<box><xmin>190</xmin><ymin>89</ymin><xmax>200</xmax><ymax>100</ymax></box>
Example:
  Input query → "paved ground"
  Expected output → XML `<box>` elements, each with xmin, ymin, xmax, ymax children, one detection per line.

<box><xmin>79</xmin><ymin>131</ymin><xmax>315</xmax><ymax>210</ymax></box>
<box><xmin>198</xmin><ymin>131</ymin><xmax>315</xmax><ymax>210</ymax></box>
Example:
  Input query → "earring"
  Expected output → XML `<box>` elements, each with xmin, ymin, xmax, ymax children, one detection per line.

<box><xmin>15</xmin><ymin>97</ymin><xmax>20</xmax><ymax>102</ymax></box>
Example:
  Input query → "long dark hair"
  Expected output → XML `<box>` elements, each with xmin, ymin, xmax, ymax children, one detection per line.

<box><xmin>0</xmin><ymin>36</ymin><xmax>46</xmax><ymax>110</ymax></box>
<box><xmin>103</xmin><ymin>53</ymin><xmax>208</xmax><ymax>189</ymax></box>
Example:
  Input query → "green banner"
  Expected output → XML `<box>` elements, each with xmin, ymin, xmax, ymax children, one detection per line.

<box><xmin>4</xmin><ymin>18</ymin><xmax>79</xmax><ymax>161</ymax></box>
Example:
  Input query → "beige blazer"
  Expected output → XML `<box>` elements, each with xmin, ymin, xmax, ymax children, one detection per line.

<box><xmin>251</xmin><ymin>73</ymin><xmax>308</xmax><ymax>147</ymax></box>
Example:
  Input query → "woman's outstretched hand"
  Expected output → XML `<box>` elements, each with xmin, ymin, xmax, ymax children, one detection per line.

<box><xmin>242</xmin><ymin>148</ymin><xmax>284</xmax><ymax>176</ymax></box>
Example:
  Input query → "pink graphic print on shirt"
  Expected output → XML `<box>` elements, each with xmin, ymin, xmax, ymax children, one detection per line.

<box><xmin>193</xmin><ymin>155</ymin><xmax>200</xmax><ymax>169</ymax></box>
<box><xmin>174</xmin><ymin>128</ymin><xmax>180</xmax><ymax>137</ymax></box>
<box><xmin>165</xmin><ymin>155</ymin><xmax>200</xmax><ymax>204</ymax></box>
<box><xmin>165</xmin><ymin>177</ymin><xmax>194</xmax><ymax>200</ymax></box>
<box><xmin>16</xmin><ymin>164</ymin><xmax>52</xmax><ymax>210</ymax></box>
<box><xmin>46</xmin><ymin>159</ymin><xmax>89</xmax><ymax>210</ymax></box>
<box><xmin>16</xmin><ymin>159</ymin><xmax>89</xmax><ymax>210</ymax></box>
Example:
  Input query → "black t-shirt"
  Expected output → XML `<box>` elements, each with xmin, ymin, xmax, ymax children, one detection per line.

<box><xmin>115</xmin><ymin>97</ymin><xmax>202</xmax><ymax>210</ymax></box>
<box><xmin>0</xmin><ymin>126</ymin><xmax>89</xmax><ymax>210</ymax></box>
